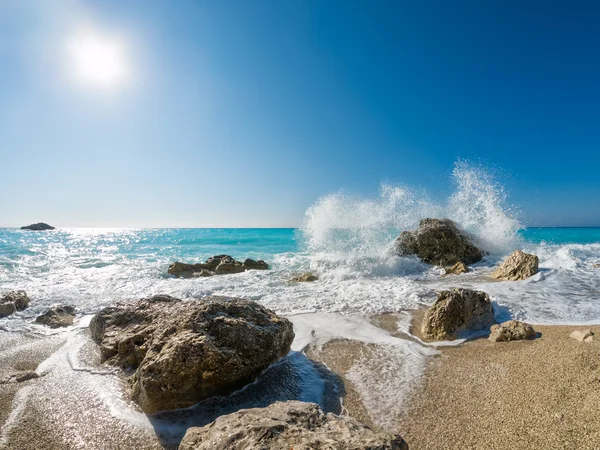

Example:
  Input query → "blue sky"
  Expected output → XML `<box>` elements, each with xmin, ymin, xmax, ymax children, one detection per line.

<box><xmin>1</xmin><ymin>0</ymin><xmax>599</xmax><ymax>227</ymax></box>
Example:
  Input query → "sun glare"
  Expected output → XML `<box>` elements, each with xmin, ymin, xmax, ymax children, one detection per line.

<box><xmin>68</xmin><ymin>29</ymin><xmax>128</xmax><ymax>89</ymax></box>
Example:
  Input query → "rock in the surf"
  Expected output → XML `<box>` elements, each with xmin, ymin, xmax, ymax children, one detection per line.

<box><xmin>395</xmin><ymin>218</ymin><xmax>484</xmax><ymax>266</ymax></box>
<box><xmin>291</xmin><ymin>272</ymin><xmax>319</xmax><ymax>282</ymax></box>
<box><xmin>570</xmin><ymin>329</ymin><xmax>594</xmax><ymax>342</ymax></box>
<box><xmin>489</xmin><ymin>320</ymin><xmax>536</xmax><ymax>342</ymax></box>
<box><xmin>491</xmin><ymin>250</ymin><xmax>539</xmax><ymax>281</ymax></box>
<box><xmin>90</xmin><ymin>295</ymin><xmax>294</xmax><ymax>413</ymax></box>
<box><xmin>593</xmin><ymin>263</ymin><xmax>600</xmax><ymax>269</ymax></box>
<box><xmin>179</xmin><ymin>400</ymin><xmax>409</xmax><ymax>450</ymax></box>
<box><xmin>444</xmin><ymin>261</ymin><xmax>470</xmax><ymax>275</ymax></box>
<box><xmin>35</xmin><ymin>305</ymin><xmax>76</xmax><ymax>328</ymax></box>
<box><xmin>20</xmin><ymin>222</ymin><xmax>55</xmax><ymax>231</ymax></box>
<box><xmin>0</xmin><ymin>290</ymin><xmax>30</xmax><ymax>318</ymax></box>
<box><xmin>421</xmin><ymin>288</ymin><xmax>495</xmax><ymax>340</ymax></box>
<box><xmin>168</xmin><ymin>255</ymin><xmax>269</xmax><ymax>278</ymax></box>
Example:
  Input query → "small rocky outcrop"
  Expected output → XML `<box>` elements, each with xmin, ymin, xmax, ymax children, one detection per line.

<box><xmin>0</xmin><ymin>291</ymin><xmax>30</xmax><ymax>318</ymax></box>
<box><xmin>395</xmin><ymin>218</ymin><xmax>484</xmax><ymax>266</ymax></box>
<box><xmin>179</xmin><ymin>400</ymin><xmax>409</xmax><ymax>450</ymax></box>
<box><xmin>20</xmin><ymin>222</ymin><xmax>55</xmax><ymax>231</ymax></box>
<box><xmin>291</xmin><ymin>272</ymin><xmax>319</xmax><ymax>282</ymax></box>
<box><xmin>168</xmin><ymin>255</ymin><xmax>269</xmax><ymax>278</ymax></box>
<box><xmin>491</xmin><ymin>250</ymin><xmax>539</xmax><ymax>281</ymax></box>
<box><xmin>421</xmin><ymin>288</ymin><xmax>495</xmax><ymax>340</ymax></box>
<box><xmin>90</xmin><ymin>295</ymin><xmax>294</xmax><ymax>414</ymax></box>
<box><xmin>35</xmin><ymin>305</ymin><xmax>76</xmax><ymax>328</ymax></box>
<box><xmin>570</xmin><ymin>329</ymin><xmax>594</xmax><ymax>343</ymax></box>
<box><xmin>489</xmin><ymin>320</ymin><xmax>535</xmax><ymax>342</ymax></box>
<box><xmin>444</xmin><ymin>262</ymin><xmax>470</xmax><ymax>276</ymax></box>
<box><xmin>593</xmin><ymin>263</ymin><xmax>600</xmax><ymax>269</ymax></box>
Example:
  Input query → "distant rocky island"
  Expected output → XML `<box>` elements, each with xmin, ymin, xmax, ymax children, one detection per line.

<box><xmin>20</xmin><ymin>222</ymin><xmax>55</xmax><ymax>231</ymax></box>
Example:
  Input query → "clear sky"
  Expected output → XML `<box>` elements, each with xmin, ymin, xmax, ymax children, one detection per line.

<box><xmin>1</xmin><ymin>0</ymin><xmax>599</xmax><ymax>227</ymax></box>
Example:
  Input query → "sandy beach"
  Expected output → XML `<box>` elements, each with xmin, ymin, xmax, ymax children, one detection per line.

<box><xmin>308</xmin><ymin>313</ymin><xmax>600</xmax><ymax>450</ymax></box>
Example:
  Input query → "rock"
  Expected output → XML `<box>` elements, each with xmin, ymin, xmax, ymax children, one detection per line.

<box><xmin>395</xmin><ymin>218</ymin><xmax>484</xmax><ymax>266</ymax></box>
<box><xmin>584</xmin><ymin>335</ymin><xmax>594</xmax><ymax>343</ymax></box>
<box><xmin>421</xmin><ymin>288</ymin><xmax>495</xmax><ymax>340</ymax></box>
<box><xmin>291</xmin><ymin>272</ymin><xmax>319</xmax><ymax>282</ymax></box>
<box><xmin>570</xmin><ymin>329</ymin><xmax>594</xmax><ymax>342</ymax></box>
<box><xmin>0</xmin><ymin>371</ymin><xmax>40</xmax><ymax>385</ymax></box>
<box><xmin>179</xmin><ymin>400</ymin><xmax>409</xmax><ymax>450</ymax></box>
<box><xmin>444</xmin><ymin>262</ymin><xmax>470</xmax><ymax>275</ymax></box>
<box><xmin>20</xmin><ymin>222</ymin><xmax>55</xmax><ymax>231</ymax></box>
<box><xmin>90</xmin><ymin>295</ymin><xmax>294</xmax><ymax>413</ymax></box>
<box><xmin>491</xmin><ymin>250</ymin><xmax>539</xmax><ymax>281</ymax></box>
<box><xmin>0</xmin><ymin>302</ymin><xmax>16</xmax><ymax>318</ymax></box>
<box><xmin>593</xmin><ymin>263</ymin><xmax>600</xmax><ymax>269</ymax></box>
<box><xmin>35</xmin><ymin>305</ymin><xmax>76</xmax><ymax>328</ymax></box>
<box><xmin>489</xmin><ymin>320</ymin><xmax>536</xmax><ymax>342</ymax></box>
<box><xmin>0</xmin><ymin>290</ymin><xmax>30</xmax><ymax>318</ymax></box>
<box><xmin>168</xmin><ymin>255</ymin><xmax>269</xmax><ymax>278</ymax></box>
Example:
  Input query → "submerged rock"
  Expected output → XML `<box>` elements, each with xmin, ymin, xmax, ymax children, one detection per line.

<box><xmin>489</xmin><ymin>320</ymin><xmax>536</xmax><ymax>342</ymax></box>
<box><xmin>35</xmin><ymin>305</ymin><xmax>76</xmax><ymax>328</ymax></box>
<box><xmin>444</xmin><ymin>262</ymin><xmax>470</xmax><ymax>276</ymax></box>
<box><xmin>168</xmin><ymin>255</ymin><xmax>269</xmax><ymax>278</ymax></box>
<box><xmin>0</xmin><ymin>290</ymin><xmax>30</xmax><ymax>318</ymax></box>
<box><xmin>20</xmin><ymin>222</ymin><xmax>55</xmax><ymax>231</ymax></box>
<box><xmin>421</xmin><ymin>288</ymin><xmax>495</xmax><ymax>340</ymax></box>
<box><xmin>179</xmin><ymin>400</ymin><xmax>409</xmax><ymax>450</ymax></box>
<box><xmin>90</xmin><ymin>295</ymin><xmax>294</xmax><ymax>413</ymax></box>
<box><xmin>395</xmin><ymin>218</ymin><xmax>484</xmax><ymax>266</ymax></box>
<box><xmin>570</xmin><ymin>329</ymin><xmax>594</xmax><ymax>342</ymax></box>
<box><xmin>491</xmin><ymin>250</ymin><xmax>539</xmax><ymax>281</ymax></box>
<box><xmin>291</xmin><ymin>272</ymin><xmax>319</xmax><ymax>282</ymax></box>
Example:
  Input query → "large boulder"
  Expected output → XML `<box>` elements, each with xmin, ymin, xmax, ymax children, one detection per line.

<box><xmin>168</xmin><ymin>255</ymin><xmax>269</xmax><ymax>278</ymax></box>
<box><xmin>491</xmin><ymin>250</ymin><xmax>538</xmax><ymax>281</ymax></box>
<box><xmin>90</xmin><ymin>295</ymin><xmax>294</xmax><ymax>413</ymax></box>
<box><xmin>179</xmin><ymin>400</ymin><xmax>409</xmax><ymax>450</ymax></box>
<box><xmin>0</xmin><ymin>290</ymin><xmax>30</xmax><ymax>318</ymax></box>
<box><xmin>489</xmin><ymin>320</ymin><xmax>535</xmax><ymax>342</ymax></box>
<box><xmin>20</xmin><ymin>222</ymin><xmax>55</xmax><ymax>231</ymax></box>
<box><xmin>35</xmin><ymin>305</ymin><xmax>76</xmax><ymax>328</ymax></box>
<box><xmin>395</xmin><ymin>218</ymin><xmax>484</xmax><ymax>266</ymax></box>
<box><xmin>421</xmin><ymin>288</ymin><xmax>495</xmax><ymax>340</ymax></box>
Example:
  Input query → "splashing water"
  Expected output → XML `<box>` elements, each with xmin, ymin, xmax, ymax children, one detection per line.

<box><xmin>301</xmin><ymin>161</ymin><xmax>523</xmax><ymax>273</ymax></box>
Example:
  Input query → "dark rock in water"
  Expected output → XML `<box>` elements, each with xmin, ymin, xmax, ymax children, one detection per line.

<box><xmin>35</xmin><ymin>305</ymin><xmax>76</xmax><ymax>328</ymax></box>
<box><xmin>489</xmin><ymin>320</ymin><xmax>535</xmax><ymax>342</ymax></box>
<box><xmin>291</xmin><ymin>272</ymin><xmax>319</xmax><ymax>282</ymax></box>
<box><xmin>20</xmin><ymin>222</ymin><xmax>55</xmax><ymax>231</ymax></box>
<box><xmin>421</xmin><ymin>288</ymin><xmax>495</xmax><ymax>340</ymax></box>
<box><xmin>491</xmin><ymin>250</ymin><xmax>539</xmax><ymax>281</ymax></box>
<box><xmin>89</xmin><ymin>295</ymin><xmax>294</xmax><ymax>414</ymax></box>
<box><xmin>395</xmin><ymin>218</ymin><xmax>484</xmax><ymax>266</ymax></box>
<box><xmin>168</xmin><ymin>255</ymin><xmax>269</xmax><ymax>278</ymax></box>
<box><xmin>0</xmin><ymin>302</ymin><xmax>16</xmax><ymax>319</ymax></box>
<box><xmin>0</xmin><ymin>290</ymin><xmax>30</xmax><ymax>318</ymax></box>
<box><xmin>179</xmin><ymin>400</ymin><xmax>409</xmax><ymax>450</ymax></box>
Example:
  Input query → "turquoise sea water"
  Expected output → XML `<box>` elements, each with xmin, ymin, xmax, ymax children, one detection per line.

<box><xmin>1</xmin><ymin>226</ymin><xmax>599</xmax><ymax>328</ymax></box>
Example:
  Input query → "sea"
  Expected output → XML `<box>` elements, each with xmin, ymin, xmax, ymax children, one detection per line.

<box><xmin>1</xmin><ymin>163</ymin><xmax>599</xmax><ymax>443</ymax></box>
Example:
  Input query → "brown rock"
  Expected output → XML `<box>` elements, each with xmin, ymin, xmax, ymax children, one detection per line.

<box><xmin>179</xmin><ymin>400</ymin><xmax>409</xmax><ymax>450</ymax></box>
<box><xmin>35</xmin><ymin>305</ymin><xmax>76</xmax><ymax>328</ymax></box>
<box><xmin>89</xmin><ymin>295</ymin><xmax>294</xmax><ymax>413</ymax></box>
<box><xmin>491</xmin><ymin>250</ymin><xmax>539</xmax><ymax>281</ymax></box>
<box><xmin>489</xmin><ymin>320</ymin><xmax>536</xmax><ymax>342</ymax></box>
<box><xmin>421</xmin><ymin>288</ymin><xmax>495</xmax><ymax>340</ymax></box>
<box><xmin>0</xmin><ymin>302</ymin><xmax>17</xmax><ymax>318</ymax></box>
<box><xmin>291</xmin><ymin>272</ymin><xmax>319</xmax><ymax>282</ymax></box>
<box><xmin>395</xmin><ymin>218</ymin><xmax>484</xmax><ymax>266</ymax></box>
<box><xmin>168</xmin><ymin>255</ymin><xmax>269</xmax><ymax>278</ymax></box>
<box><xmin>444</xmin><ymin>262</ymin><xmax>470</xmax><ymax>275</ymax></box>
<box><xmin>1</xmin><ymin>290</ymin><xmax>30</xmax><ymax>311</ymax></box>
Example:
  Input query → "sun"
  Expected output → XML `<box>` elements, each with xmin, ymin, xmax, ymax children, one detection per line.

<box><xmin>67</xmin><ymin>29</ymin><xmax>128</xmax><ymax>89</ymax></box>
